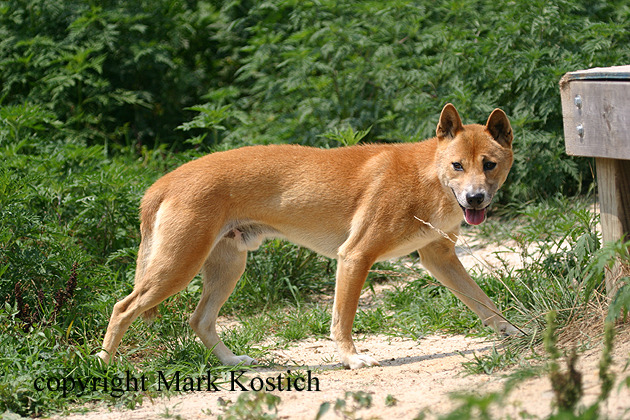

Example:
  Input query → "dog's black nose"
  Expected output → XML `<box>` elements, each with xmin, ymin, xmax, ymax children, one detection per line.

<box><xmin>466</xmin><ymin>192</ymin><xmax>485</xmax><ymax>207</ymax></box>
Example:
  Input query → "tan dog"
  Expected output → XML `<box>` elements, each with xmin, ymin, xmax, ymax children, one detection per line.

<box><xmin>98</xmin><ymin>103</ymin><xmax>517</xmax><ymax>369</ymax></box>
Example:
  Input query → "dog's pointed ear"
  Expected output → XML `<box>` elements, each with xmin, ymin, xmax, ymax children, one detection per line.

<box><xmin>486</xmin><ymin>108</ymin><xmax>513</xmax><ymax>148</ymax></box>
<box><xmin>436</xmin><ymin>103</ymin><xmax>463</xmax><ymax>139</ymax></box>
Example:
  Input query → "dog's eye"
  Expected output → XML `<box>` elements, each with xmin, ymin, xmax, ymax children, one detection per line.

<box><xmin>452</xmin><ymin>162</ymin><xmax>464</xmax><ymax>171</ymax></box>
<box><xmin>483</xmin><ymin>162</ymin><xmax>497</xmax><ymax>171</ymax></box>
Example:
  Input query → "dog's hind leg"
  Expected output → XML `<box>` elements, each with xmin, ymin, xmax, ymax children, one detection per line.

<box><xmin>189</xmin><ymin>237</ymin><xmax>254</xmax><ymax>365</ymax></box>
<box><xmin>98</xmin><ymin>203</ymin><xmax>218</xmax><ymax>364</ymax></box>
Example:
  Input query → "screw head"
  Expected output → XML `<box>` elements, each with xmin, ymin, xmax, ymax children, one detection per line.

<box><xmin>577</xmin><ymin>124</ymin><xmax>584</xmax><ymax>137</ymax></box>
<box><xmin>574</xmin><ymin>95</ymin><xmax>582</xmax><ymax>109</ymax></box>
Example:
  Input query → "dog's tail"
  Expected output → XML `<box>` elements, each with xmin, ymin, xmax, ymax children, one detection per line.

<box><xmin>135</xmin><ymin>186</ymin><xmax>166</xmax><ymax>322</ymax></box>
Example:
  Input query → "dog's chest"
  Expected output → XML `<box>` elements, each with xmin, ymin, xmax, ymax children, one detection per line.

<box><xmin>375</xmin><ymin>208</ymin><xmax>462</xmax><ymax>262</ymax></box>
<box><xmin>375</xmin><ymin>226</ymin><xmax>453</xmax><ymax>262</ymax></box>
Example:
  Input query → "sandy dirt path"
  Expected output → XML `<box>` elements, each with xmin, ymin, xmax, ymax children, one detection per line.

<box><xmin>56</xmin><ymin>237</ymin><xmax>630</xmax><ymax>419</ymax></box>
<box><xmin>56</xmin><ymin>330</ymin><xmax>630</xmax><ymax>419</ymax></box>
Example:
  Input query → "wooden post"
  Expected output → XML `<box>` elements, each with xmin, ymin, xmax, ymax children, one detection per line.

<box><xmin>560</xmin><ymin>65</ymin><xmax>630</xmax><ymax>297</ymax></box>
<box><xmin>596</xmin><ymin>158</ymin><xmax>630</xmax><ymax>295</ymax></box>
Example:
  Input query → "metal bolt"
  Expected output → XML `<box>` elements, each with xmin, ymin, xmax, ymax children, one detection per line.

<box><xmin>577</xmin><ymin>124</ymin><xmax>584</xmax><ymax>138</ymax></box>
<box><xmin>574</xmin><ymin>95</ymin><xmax>582</xmax><ymax>109</ymax></box>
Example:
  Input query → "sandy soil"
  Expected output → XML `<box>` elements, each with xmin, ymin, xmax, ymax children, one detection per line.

<box><xmin>55</xmin><ymin>331</ymin><xmax>630</xmax><ymax>420</ymax></box>
<box><xmin>56</xmin><ymin>236</ymin><xmax>630</xmax><ymax>420</ymax></box>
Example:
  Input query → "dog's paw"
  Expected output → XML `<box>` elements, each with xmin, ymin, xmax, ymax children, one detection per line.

<box><xmin>498</xmin><ymin>322</ymin><xmax>521</xmax><ymax>337</ymax></box>
<box><xmin>344</xmin><ymin>354</ymin><xmax>380</xmax><ymax>369</ymax></box>
<box><xmin>223</xmin><ymin>354</ymin><xmax>258</xmax><ymax>366</ymax></box>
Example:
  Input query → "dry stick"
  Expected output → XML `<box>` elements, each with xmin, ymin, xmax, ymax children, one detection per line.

<box><xmin>413</xmin><ymin>215</ymin><xmax>528</xmax><ymax>336</ymax></box>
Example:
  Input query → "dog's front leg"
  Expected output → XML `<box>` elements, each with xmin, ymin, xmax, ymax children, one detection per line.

<box><xmin>331</xmin><ymin>253</ymin><xmax>380</xmax><ymax>369</ymax></box>
<box><xmin>418</xmin><ymin>236</ymin><xmax>519</xmax><ymax>336</ymax></box>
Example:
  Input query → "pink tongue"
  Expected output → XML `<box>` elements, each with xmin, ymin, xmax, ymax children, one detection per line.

<box><xmin>464</xmin><ymin>208</ymin><xmax>486</xmax><ymax>225</ymax></box>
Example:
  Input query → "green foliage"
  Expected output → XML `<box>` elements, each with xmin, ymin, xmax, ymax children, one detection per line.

<box><xmin>0</xmin><ymin>129</ymin><xmax>160</xmax><ymax>334</ymax></box>
<box><xmin>385</xmin><ymin>394</ymin><xmax>398</xmax><ymax>407</ymax></box>
<box><xmin>607</xmin><ymin>281</ymin><xmax>630</xmax><ymax>323</ymax></box>
<box><xmin>317</xmin><ymin>391</ymin><xmax>372</xmax><ymax>420</ymax></box>
<box><xmin>0</xmin><ymin>0</ymin><xmax>220</xmax><ymax>147</ymax></box>
<box><xmin>274</xmin><ymin>305</ymin><xmax>331</xmax><ymax>341</ymax></box>
<box><xmin>471</xmin><ymin>197</ymin><xmax>604</xmax><ymax>337</ymax></box>
<box><xmin>223</xmin><ymin>239</ymin><xmax>335</xmax><ymax>314</ymax></box>
<box><xmin>0</xmin><ymin>104</ymin><xmax>189</xmax><ymax>416</ymax></box>
<box><xmin>440</xmin><ymin>315</ymin><xmax>622</xmax><ymax>420</ymax></box>
<box><xmin>187</xmin><ymin>0</ymin><xmax>630</xmax><ymax>201</ymax></box>
<box><xmin>218</xmin><ymin>392</ymin><xmax>281</xmax><ymax>420</ymax></box>
<box><xmin>602</xmin><ymin>240</ymin><xmax>630</xmax><ymax>323</ymax></box>
<box><xmin>383</xmin><ymin>272</ymin><xmax>482</xmax><ymax>337</ymax></box>
<box><xmin>0</xmin><ymin>302</ymin><xmax>147</xmax><ymax>415</ymax></box>
<box><xmin>321</xmin><ymin>125</ymin><xmax>372</xmax><ymax>147</ymax></box>
<box><xmin>4</xmin><ymin>0</ymin><xmax>627</xmax><ymax>200</ymax></box>
<box><xmin>597</xmin><ymin>322</ymin><xmax>615</xmax><ymax>407</ymax></box>
<box><xmin>352</xmin><ymin>307</ymin><xmax>394</xmax><ymax>335</ymax></box>
<box><xmin>545</xmin><ymin>311</ymin><xmax>583</xmax><ymax>414</ymax></box>
<box><xmin>461</xmin><ymin>346</ymin><xmax>519</xmax><ymax>376</ymax></box>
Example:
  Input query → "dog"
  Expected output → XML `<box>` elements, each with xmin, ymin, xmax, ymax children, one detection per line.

<box><xmin>98</xmin><ymin>103</ymin><xmax>518</xmax><ymax>369</ymax></box>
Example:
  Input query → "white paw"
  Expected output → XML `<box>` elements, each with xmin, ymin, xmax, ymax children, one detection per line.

<box><xmin>344</xmin><ymin>354</ymin><xmax>380</xmax><ymax>369</ymax></box>
<box><xmin>223</xmin><ymin>354</ymin><xmax>258</xmax><ymax>366</ymax></box>
<box><xmin>498</xmin><ymin>322</ymin><xmax>521</xmax><ymax>336</ymax></box>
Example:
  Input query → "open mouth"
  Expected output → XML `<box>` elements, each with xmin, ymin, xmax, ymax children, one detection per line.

<box><xmin>451</xmin><ymin>188</ymin><xmax>488</xmax><ymax>225</ymax></box>
<box><xmin>462</xmin><ymin>207</ymin><xmax>487</xmax><ymax>225</ymax></box>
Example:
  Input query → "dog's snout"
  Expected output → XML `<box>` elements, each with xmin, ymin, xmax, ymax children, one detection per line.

<box><xmin>466</xmin><ymin>192</ymin><xmax>485</xmax><ymax>207</ymax></box>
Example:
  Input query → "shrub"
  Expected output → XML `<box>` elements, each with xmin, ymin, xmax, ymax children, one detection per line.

<box><xmin>189</xmin><ymin>0</ymin><xmax>630</xmax><ymax>201</ymax></box>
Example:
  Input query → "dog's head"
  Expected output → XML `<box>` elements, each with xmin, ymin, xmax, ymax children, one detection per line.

<box><xmin>435</xmin><ymin>103</ymin><xmax>513</xmax><ymax>225</ymax></box>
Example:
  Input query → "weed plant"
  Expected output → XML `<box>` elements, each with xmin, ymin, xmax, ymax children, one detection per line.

<box><xmin>216</xmin><ymin>391</ymin><xmax>281</xmax><ymax>420</ymax></box>
<box><xmin>222</xmin><ymin>239</ymin><xmax>335</xmax><ymax>315</ymax></box>
<box><xmin>316</xmin><ymin>391</ymin><xmax>373</xmax><ymax>420</ymax></box>
<box><xmin>435</xmin><ymin>314</ymin><xmax>625</xmax><ymax>420</ymax></box>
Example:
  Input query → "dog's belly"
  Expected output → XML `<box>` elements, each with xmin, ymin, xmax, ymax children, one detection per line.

<box><xmin>222</xmin><ymin>221</ymin><xmax>346</xmax><ymax>259</ymax></box>
<box><xmin>284</xmin><ymin>231</ymin><xmax>347</xmax><ymax>259</ymax></box>
<box><xmin>223</xmin><ymin>219</ymin><xmax>451</xmax><ymax>264</ymax></box>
